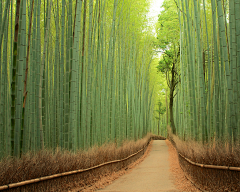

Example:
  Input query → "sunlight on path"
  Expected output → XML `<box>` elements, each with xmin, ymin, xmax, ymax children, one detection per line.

<box><xmin>98</xmin><ymin>140</ymin><xmax>178</xmax><ymax>192</ymax></box>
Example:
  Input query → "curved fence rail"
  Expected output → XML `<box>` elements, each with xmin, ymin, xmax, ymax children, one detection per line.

<box><xmin>0</xmin><ymin>137</ymin><xmax>163</xmax><ymax>191</ymax></box>
<box><xmin>178</xmin><ymin>153</ymin><xmax>240</xmax><ymax>172</ymax></box>
<box><xmin>178</xmin><ymin>161</ymin><xmax>208</xmax><ymax>192</ymax></box>
<box><xmin>169</xmin><ymin>137</ymin><xmax>240</xmax><ymax>191</ymax></box>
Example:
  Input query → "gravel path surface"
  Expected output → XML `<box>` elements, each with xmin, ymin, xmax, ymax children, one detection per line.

<box><xmin>98</xmin><ymin>140</ymin><xmax>178</xmax><ymax>192</ymax></box>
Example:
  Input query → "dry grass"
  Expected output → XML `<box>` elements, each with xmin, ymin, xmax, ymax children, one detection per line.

<box><xmin>166</xmin><ymin>139</ymin><xmax>200</xmax><ymax>192</ymax></box>
<box><xmin>170</xmin><ymin>134</ymin><xmax>240</xmax><ymax>192</ymax></box>
<box><xmin>0</xmin><ymin>134</ymin><xmax>158</xmax><ymax>192</ymax></box>
<box><xmin>74</xmin><ymin>140</ymin><xmax>153</xmax><ymax>192</ymax></box>
<box><xmin>172</xmin><ymin>135</ymin><xmax>240</xmax><ymax>167</ymax></box>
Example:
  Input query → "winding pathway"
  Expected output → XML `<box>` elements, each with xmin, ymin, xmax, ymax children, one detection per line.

<box><xmin>98</xmin><ymin>140</ymin><xmax>178</xmax><ymax>192</ymax></box>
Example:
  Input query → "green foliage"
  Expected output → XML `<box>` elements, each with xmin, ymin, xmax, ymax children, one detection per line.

<box><xmin>155</xmin><ymin>0</ymin><xmax>180</xmax><ymax>134</ymax></box>
<box><xmin>157</xmin><ymin>48</ymin><xmax>178</xmax><ymax>74</ymax></box>
<box><xmin>149</xmin><ymin>57</ymin><xmax>168</xmax><ymax>111</ymax></box>
<box><xmin>171</xmin><ymin>0</ymin><xmax>240</xmax><ymax>145</ymax></box>
<box><xmin>156</xmin><ymin>0</ymin><xmax>180</xmax><ymax>88</ymax></box>
<box><xmin>156</xmin><ymin>0</ymin><xmax>179</xmax><ymax>49</ymax></box>
<box><xmin>0</xmin><ymin>0</ymin><xmax>159</xmax><ymax>159</ymax></box>
<box><xmin>156</xmin><ymin>101</ymin><xmax>166</xmax><ymax>116</ymax></box>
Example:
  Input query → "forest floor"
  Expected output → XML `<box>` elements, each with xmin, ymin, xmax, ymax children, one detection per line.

<box><xmin>80</xmin><ymin>140</ymin><xmax>199</xmax><ymax>192</ymax></box>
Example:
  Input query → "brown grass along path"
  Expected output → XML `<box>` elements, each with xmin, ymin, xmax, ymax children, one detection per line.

<box><xmin>76</xmin><ymin>140</ymin><xmax>154</xmax><ymax>192</ymax></box>
<box><xmin>0</xmin><ymin>137</ymin><xmax>200</xmax><ymax>191</ymax></box>
<box><xmin>166</xmin><ymin>140</ymin><xmax>200</xmax><ymax>192</ymax></box>
<box><xmin>0</xmin><ymin>135</ymin><xmax>153</xmax><ymax>192</ymax></box>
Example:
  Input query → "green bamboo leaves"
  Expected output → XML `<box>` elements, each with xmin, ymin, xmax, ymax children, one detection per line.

<box><xmin>0</xmin><ymin>0</ymin><xmax>156</xmax><ymax>159</ymax></box>
<box><xmin>174</xmin><ymin>0</ymin><xmax>240</xmax><ymax>145</ymax></box>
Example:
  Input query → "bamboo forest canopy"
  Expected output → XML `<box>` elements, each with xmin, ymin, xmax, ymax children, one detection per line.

<box><xmin>156</xmin><ymin>0</ymin><xmax>240</xmax><ymax>145</ymax></box>
<box><xmin>0</xmin><ymin>0</ymin><xmax>162</xmax><ymax>159</ymax></box>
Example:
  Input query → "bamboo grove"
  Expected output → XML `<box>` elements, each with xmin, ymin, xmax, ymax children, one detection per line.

<box><xmin>0</xmin><ymin>0</ymin><xmax>158</xmax><ymax>159</ymax></box>
<box><xmin>173</xmin><ymin>0</ymin><xmax>240</xmax><ymax>145</ymax></box>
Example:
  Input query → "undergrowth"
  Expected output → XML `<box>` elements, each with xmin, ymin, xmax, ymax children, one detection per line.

<box><xmin>0</xmin><ymin>134</ymin><xmax>164</xmax><ymax>191</ymax></box>
<box><xmin>170</xmin><ymin>133</ymin><xmax>240</xmax><ymax>191</ymax></box>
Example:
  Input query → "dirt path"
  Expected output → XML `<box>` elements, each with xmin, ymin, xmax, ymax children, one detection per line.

<box><xmin>98</xmin><ymin>140</ymin><xmax>178</xmax><ymax>192</ymax></box>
